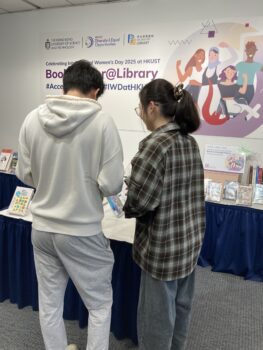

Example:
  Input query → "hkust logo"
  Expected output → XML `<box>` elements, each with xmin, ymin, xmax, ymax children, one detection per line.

<box><xmin>127</xmin><ymin>34</ymin><xmax>154</xmax><ymax>46</ymax></box>
<box><xmin>45</xmin><ymin>39</ymin><xmax>51</xmax><ymax>50</ymax></box>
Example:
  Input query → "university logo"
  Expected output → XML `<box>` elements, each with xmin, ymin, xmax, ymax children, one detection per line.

<box><xmin>127</xmin><ymin>33</ymin><xmax>153</xmax><ymax>46</ymax></box>
<box><xmin>45</xmin><ymin>39</ymin><xmax>51</xmax><ymax>50</ymax></box>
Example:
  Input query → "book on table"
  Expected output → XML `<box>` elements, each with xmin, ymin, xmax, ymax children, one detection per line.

<box><xmin>0</xmin><ymin>149</ymin><xmax>13</xmax><ymax>172</ymax></box>
<box><xmin>223</xmin><ymin>181</ymin><xmax>239</xmax><ymax>201</ymax></box>
<box><xmin>252</xmin><ymin>184</ymin><xmax>263</xmax><ymax>204</ymax></box>
<box><xmin>8</xmin><ymin>186</ymin><xmax>34</xmax><ymax>216</ymax></box>
<box><xmin>206</xmin><ymin>181</ymin><xmax>222</xmax><ymax>202</ymax></box>
<box><xmin>236</xmin><ymin>185</ymin><xmax>253</xmax><ymax>206</ymax></box>
<box><xmin>9</xmin><ymin>152</ymin><xmax>18</xmax><ymax>174</ymax></box>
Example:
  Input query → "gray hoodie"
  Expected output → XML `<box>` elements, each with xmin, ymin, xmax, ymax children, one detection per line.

<box><xmin>16</xmin><ymin>95</ymin><xmax>124</xmax><ymax>236</ymax></box>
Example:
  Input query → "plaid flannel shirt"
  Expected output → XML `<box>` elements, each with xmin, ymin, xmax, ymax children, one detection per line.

<box><xmin>124</xmin><ymin>122</ymin><xmax>205</xmax><ymax>281</ymax></box>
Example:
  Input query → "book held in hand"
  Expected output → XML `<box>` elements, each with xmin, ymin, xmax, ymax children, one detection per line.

<box><xmin>107</xmin><ymin>195</ymin><xmax>124</xmax><ymax>217</ymax></box>
<box><xmin>8</xmin><ymin>186</ymin><xmax>34</xmax><ymax>216</ymax></box>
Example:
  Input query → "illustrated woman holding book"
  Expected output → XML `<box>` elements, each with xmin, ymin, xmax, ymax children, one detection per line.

<box><xmin>124</xmin><ymin>79</ymin><xmax>205</xmax><ymax>350</ymax></box>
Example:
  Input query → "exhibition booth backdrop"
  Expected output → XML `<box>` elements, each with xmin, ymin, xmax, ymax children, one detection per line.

<box><xmin>0</xmin><ymin>2</ymin><xmax>263</xmax><ymax>348</ymax></box>
<box><xmin>0</xmin><ymin>1</ymin><xmax>263</xmax><ymax>167</ymax></box>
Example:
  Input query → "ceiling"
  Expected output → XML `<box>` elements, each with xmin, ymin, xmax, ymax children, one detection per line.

<box><xmin>0</xmin><ymin>0</ymin><xmax>132</xmax><ymax>15</ymax></box>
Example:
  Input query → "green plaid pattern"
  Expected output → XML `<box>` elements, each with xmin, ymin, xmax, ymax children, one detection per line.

<box><xmin>124</xmin><ymin>123</ymin><xmax>205</xmax><ymax>281</ymax></box>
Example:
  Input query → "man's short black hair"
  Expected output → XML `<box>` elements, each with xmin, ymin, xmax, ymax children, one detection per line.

<box><xmin>63</xmin><ymin>60</ymin><xmax>105</xmax><ymax>97</ymax></box>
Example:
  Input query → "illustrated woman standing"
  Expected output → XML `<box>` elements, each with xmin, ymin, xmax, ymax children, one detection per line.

<box><xmin>176</xmin><ymin>48</ymin><xmax>205</xmax><ymax>104</ymax></box>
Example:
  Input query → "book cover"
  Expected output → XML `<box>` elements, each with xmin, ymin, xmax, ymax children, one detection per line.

<box><xmin>258</xmin><ymin>167</ymin><xmax>263</xmax><ymax>184</ymax></box>
<box><xmin>8</xmin><ymin>186</ymin><xmax>34</xmax><ymax>216</ymax></box>
<box><xmin>252</xmin><ymin>184</ymin><xmax>263</xmax><ymax>205</ymax></box>
<box><xmin>255</xmin><ymin>166</ymin><xmax>259</xmax><ymax>184</ymax></box>
<box><xmin>107</xmin><ymin>195</ymin><xmax>124</xmax><ymax>218</ymax></box>
<box><xmin>0</xmin><ymin>149</ymin><xmax>13</xmax><ymax>172</ymax></box>
<box><xmin>9</xmin><ymin>152</ymin><xmax>18</xmax><ymax>174</ymax></box>
<box><xmin>248</xmin><ymin>165</ymin><xmax>253</xmax><ymax>185</ymax></box>
<box><xmin>251</xmin><ymin>166</ymin><xmax>257</xmax><ymax>186</ymax></box>
<box><xmin>236</xmin><ymin>185</ymin><xmax>253</xmax><ymax>206</ymax></box>
<box><xmin>204</xmin><ymin>178</ymin><xmax>212</xmax><ymax>200</ymax></box>
<box><xmin>223</xmin><ymin>181</ymin><xmax>239</xmax><ymax>201</ymax></box>
<box><xmin>206</xmin><ymin>181</ymin><xmax>222</xmax><ymax>202</ymax></box>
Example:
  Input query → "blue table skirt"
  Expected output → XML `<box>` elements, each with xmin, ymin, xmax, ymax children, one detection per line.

<box><xmin>0</xmin><ymin>215</ymin><xmax>140</xmax><ymax>344</ymax></box>
<box><xmin>1</xmin><ymin>172</ymin><xmax>263</xmax><ymax>343</ymax></box>
<box><xmin>198</xmin><ymin>202</ymin><xmax>263</xmax><ymax>282</ymax></box>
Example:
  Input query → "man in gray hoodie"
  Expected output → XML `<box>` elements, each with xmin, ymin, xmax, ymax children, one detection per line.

<box><xmin>16</xmin><ymin>60</ymin><xmax>124</xmax><ymax>350</ymax></box>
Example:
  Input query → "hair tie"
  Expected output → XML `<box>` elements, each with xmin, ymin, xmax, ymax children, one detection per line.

<box><xmin>174</xmin><ymin>83</ymin><xmax>184</xmax><ymax>102</ymax></box>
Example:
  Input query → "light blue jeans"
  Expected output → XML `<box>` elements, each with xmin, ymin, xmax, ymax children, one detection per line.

<box><xmin>138</xmin><ymin>269</ymin><xmax>195</xmax><ymax>350</ymax></box>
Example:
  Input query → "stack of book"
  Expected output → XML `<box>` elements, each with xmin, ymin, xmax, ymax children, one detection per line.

<box><xmin>248</xmin><ymin>165</ymin><xmax>263</xmax><ymax>185</ymax></box>
<box><xmin>205</xmin><ymin>178</ymin><xmax>263</xmax><ymax>206</ymax></box>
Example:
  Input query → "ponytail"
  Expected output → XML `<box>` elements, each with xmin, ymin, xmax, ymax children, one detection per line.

<box><xmin>139</xmin><ymin>79</ymin><xmax>201</xmax><ymax>135</ymax></box>
<box><xmin>173</xmin><ymin>84</ymin><xmax>200</xmax><ymax>134</ymax></box>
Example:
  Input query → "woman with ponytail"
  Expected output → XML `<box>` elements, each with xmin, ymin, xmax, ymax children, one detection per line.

<box><xmin>123</xmin><ymin>79</ymin><xmax>205</xmax><ymax>350</ymax></box>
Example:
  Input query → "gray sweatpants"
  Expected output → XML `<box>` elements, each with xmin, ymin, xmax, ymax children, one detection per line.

<box><xmin>32</xmin><ymin>229</ymin><xmax>114</xmax><ymax>350</ymax></box>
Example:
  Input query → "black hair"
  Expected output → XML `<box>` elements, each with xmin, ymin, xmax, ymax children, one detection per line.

<box><xmin>63</xmin><ymin>60</ymin><xmax>105</xmax><ymax>97</ymax></box>
<box><xmin>139</xmin><ymin>78</ymin><xmax>200</xmax><ymax>134</ymax></box>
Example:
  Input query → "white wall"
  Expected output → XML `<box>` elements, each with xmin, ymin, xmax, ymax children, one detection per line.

<box><xmin>0</xmin><ymin>0</ymin><xmax>263</xmax><ymax>166</ymax></box>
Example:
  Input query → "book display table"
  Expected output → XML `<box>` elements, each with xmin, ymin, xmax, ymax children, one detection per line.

<box><xmin>0</xmin><ymin>173</ymin><xmax>263</xmax><ymax>346</ymax></box>
<box><xmin>0</xmin><ymin>172</ymin><xmax>140</xmax><ymax>343</ymax></box>
<box><xmin>0</xmin><ymin>214</ymin><xmax>140</xmax><ymax>344</ymax></box>
<box><xmin>199</xmin><ymin>202</ymin><xmax>263</xmax><ymax>282</ymax></box>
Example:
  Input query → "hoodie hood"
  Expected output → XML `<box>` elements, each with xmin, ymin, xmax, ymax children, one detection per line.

<box><xmin>38</xmin><ymin>95</ymin><xmax>102</xmax><ymax>137</ymax></box>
